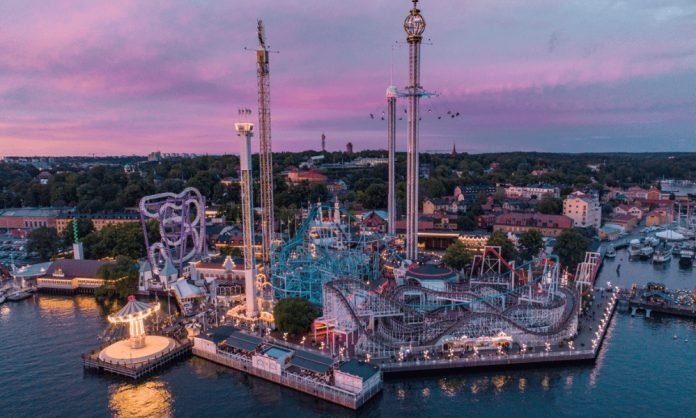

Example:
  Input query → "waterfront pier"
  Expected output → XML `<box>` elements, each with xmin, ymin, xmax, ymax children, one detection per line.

<box><xmin>192</xmin><ymin>327</ymin><xmax>382</xmax><ymax>410</ymax></box>
<box><xmin>380</xmin><ymin>287</ymin><xmax>619</xmax><ymax>375</ymax></box>
<box><xmin>82</xmin><ymin>337</ymin><xmax>192</xmax><ymax>379</ymax></box>
<box><xmin>621</xmin><ymin>284</ymin><xmax>696</xmax><ymax>319</ymax></box>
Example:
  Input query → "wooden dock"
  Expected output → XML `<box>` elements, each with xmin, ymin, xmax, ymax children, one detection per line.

<box><xmin>82</xmin><ymin>338</ymin><xmax>192</xmax><ymax>379</ymax></box>
<box><xmin>193</xmin><ymin>347</ymin><xmax>382</xmax><ymax>410</ymax></box>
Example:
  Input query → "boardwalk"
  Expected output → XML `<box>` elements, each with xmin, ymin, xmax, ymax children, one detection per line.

<box><xmin>380</xmin><ymin>288</ymin><xmax>618</xmax><ymax>374</ymax></box>
<box><xmin>193</xmin><ymin>347</ymin><xmax>382</xmax><ymax>410</ymax></box>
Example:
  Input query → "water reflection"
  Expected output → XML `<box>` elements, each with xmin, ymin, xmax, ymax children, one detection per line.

<box><xmin>109</xmin><ymin>381</ymin><xmax>173</xmax><ymax>418</ymax></box>
<box><xmin>492</xmin><ymin>375</ymin><xmax>507</xmax><ymax>392</ymax></box>
<box><xmin>37</xmin><ymin>296</ymin><xmax>76</xmax><ymax>313</ymax></box>
<box><xmin>518</xmin><ymin>377</ymin><xmax>527</xmax><ymax>392</ymax></box>
<box><xmin>438</xmin><ymin>378</ymin><xmax>466</xmax><ymax>397</ymax></box>
<box><xmin>0</xmin><ymin>304</ymin><xmax>9</xmax><ymax>319</ymax></box>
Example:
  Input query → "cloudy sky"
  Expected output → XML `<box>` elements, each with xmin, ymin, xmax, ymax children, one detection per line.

<box><xmin>1</xmin><ymin>0</ymin><xmax>695</xmax><ymax>156</ymax></box>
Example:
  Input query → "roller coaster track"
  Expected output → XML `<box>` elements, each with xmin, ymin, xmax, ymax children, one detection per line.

<box><xmin>324</xmin><ymin>279</ymin><xmax>578</xmax><ymax>352</ymax></box>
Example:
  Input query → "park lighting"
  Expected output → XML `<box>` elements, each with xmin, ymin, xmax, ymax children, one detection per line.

<box><xmin>521</xmin><ymin>343</ymin><xmax>527</xmax><ymax>354</ymax></box>
<box><xmin>365</xmin><ymin>353</ymin><xmax>372</xmax><ymax>363</ymax></box>
<box><xmin>423</xmin><ymin>350</ymin><xmax>430</xmax><ymax>360</ymax></box>
<box><xmin>283</xmin><ymin>332</ymin><xmax>288</xmax><ymax>342</ymax></box>
<box><xmin>107</xmin><ymin>296</ymin><xmax>160</xmax><ymax>349</ymax></box>
<box><xmin>320</xmin><ymin>341</ymin><xmax>325</xmax><ymax>351</ymax></box>
<box><xmin>545</xmin><ymin>342</ymin><xmax>551</xmax><ymax>353</ymax></box>
<box><xmin>301</xmin><ymin>336</ymin><xmax>306</xmax><ymax>346</ymax></box>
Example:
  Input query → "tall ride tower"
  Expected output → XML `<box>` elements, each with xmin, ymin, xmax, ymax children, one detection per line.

<box><xmin>386</xmin><ymin>86</ymin><xmax>398</xmax><ymax>236</ymax></box>
<box><xmin>404</xmin><ymin>0</ymin><xmax>426</xmax><ymax>261</ymax></box>
<box><xmin>257</xmin><ymin>20</ymin><xmax>275</xmax><ymax>267</ymax></box>
<box><xmin>235</xmin><ymin>111</ymin><xmax>258</xmax><ymax>317</ymax></box>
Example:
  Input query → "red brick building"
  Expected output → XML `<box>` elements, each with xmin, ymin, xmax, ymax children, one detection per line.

<box><xmin>493</xmin><ymin>213</ymin><xmax>573</xmax><ymax>237</ymax></box>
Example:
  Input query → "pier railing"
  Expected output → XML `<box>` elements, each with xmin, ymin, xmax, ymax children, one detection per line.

<box><xmin>380</xmin><ymin>348</ymin><xmax>595</xmax><ymax>371</ymax></box>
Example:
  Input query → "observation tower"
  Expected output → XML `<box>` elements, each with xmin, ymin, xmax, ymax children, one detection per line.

<box><xmin>235</xmin><ymin>110</ymin><xmax>259</xmax><ymax>317</ymax></box>
<box><xmin>404</xmin><ymin>0</ymin><xmax>426</xmax><ymax>261</ymax></box>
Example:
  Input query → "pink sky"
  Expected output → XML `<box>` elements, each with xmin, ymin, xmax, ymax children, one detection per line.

<box><xmin>1</xmin><ymin>0</ymin><xmax>695</xmax><ymax>156</ymax></box>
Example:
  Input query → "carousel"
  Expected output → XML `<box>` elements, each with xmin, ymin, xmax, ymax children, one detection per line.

<box><xmin>99</xmin><ymin>296</ymin><xmax>175</xmax><ymax>365</ymax></box>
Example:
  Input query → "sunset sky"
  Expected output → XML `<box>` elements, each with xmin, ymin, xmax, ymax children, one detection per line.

<box><xmin>1</xmin><ymin>0</ymin><xmax>695</xmax><ymax>156</ymax></box>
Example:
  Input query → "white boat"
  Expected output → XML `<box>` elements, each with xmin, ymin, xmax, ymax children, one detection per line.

<box><xmin>0</xmin><ymin>294</ymin><xmax>5</xmax><ymax>304</ymax></box>
<box><xmin>6</xmin><ymin>289</ymin><xmax>31</xmax><ymax>302</ymax></box>
<box><xmin>679</xmin><ymin>249</ymin><xmax>694</xmax><ymax>268</ymax></box>
<box><xmin>605</xmin><ymin>245</ymin><xmax>616</xmax><ymax>258</ymax></box>
<box><xmin>628</xmin><ymin>239</ymin><xmax>642</xmax><ymax>257</ymax></box>
<box><xmin>672</xmin><ymin>244</ymin><xmax>683</xmax><ymax>256</ymax></box>
<box><xmin>652</xmin><ymin>250</ymin><xmax>671</xmax><ymax>264</ymax></box>
<box><xmin>639</xmin><ymin>246</ymin><xmax>654</xmax><ymax>260</ymax></box>
<box><xmin>646</xmin><ymin>236</ymin><xmax>660</xmax><ymax>247</ymax></box>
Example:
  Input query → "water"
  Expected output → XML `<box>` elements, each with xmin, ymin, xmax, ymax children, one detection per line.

<box><xmin>1</xmin><ymin>255</ymin><xmax>695</xmax><ymax>417</ymax></box>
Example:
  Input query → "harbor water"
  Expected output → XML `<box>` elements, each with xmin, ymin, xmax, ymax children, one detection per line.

<box><xmin>1</xmin><ymin>250</ymin><xmax>695</xmax><ymax>417</ymax></box>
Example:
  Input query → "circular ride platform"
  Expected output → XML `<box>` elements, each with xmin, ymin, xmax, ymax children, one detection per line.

<box><xmin>99</xmin><ymin>336</ymin><xmax>175</xmax><ymax>365</ymax></box>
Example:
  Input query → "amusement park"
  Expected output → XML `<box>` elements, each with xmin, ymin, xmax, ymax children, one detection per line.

<box><xmin>76</xmin><ymin>2</ymin><xmax>612</xmax><ymax>409</ymax></box>
<box><xmin>1</xmin><ymin>1</ymin><xmax>621</xmax><ymax>412</ymax></box>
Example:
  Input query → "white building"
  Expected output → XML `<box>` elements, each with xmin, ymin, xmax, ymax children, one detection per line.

<box><xmin>563</xmin><ymin>191</ymin><xmax>601</xmax><ymax>229</ymax></box>
<box><xmin>503</xmin><ymin>184</ymin><xmax>560</xmax><ymax>199</ymax></box>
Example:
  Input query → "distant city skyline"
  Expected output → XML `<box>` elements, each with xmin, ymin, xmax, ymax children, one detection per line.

<box><xmin>1</xmin><ymin>0</ymin><xmax>695</xmax><ymax>156</ymax></box>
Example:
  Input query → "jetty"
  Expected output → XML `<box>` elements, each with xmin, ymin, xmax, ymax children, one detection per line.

<box><xmin>620</xmin><ymin>283</ymin><xmax>696</xmax><ymax>319</ymax></box>
<box><xmin>82</xmin><ymin>337</ymin><xmax>192</xmax><ymax>379</ymax></box>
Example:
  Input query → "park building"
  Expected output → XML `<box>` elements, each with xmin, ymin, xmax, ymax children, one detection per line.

<box><xmin>55</xmin><ymin>212</ymin><xmax>140</xmax><ymax>234</ymax></box>
<box><xmin>493</xmin><ymin>213</ymin><xmax>573</xmax><ymax>237</ymax></box>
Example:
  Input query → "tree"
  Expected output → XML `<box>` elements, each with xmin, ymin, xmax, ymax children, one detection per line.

<box><xmin>553</xmin><ymin>228</ymin><xmax>592</xmax><ymax>272</ymax></box>
<box><xmin>61</xmin><ymin>218</ymin><xmax>95</xmax><ymax>246</ymax></box>
<box><xmin>83</xmin><ymin>222</ymin><xmax>149</xmax><ymax>260</ymax></box>
<box><xmin>518</xmin><ymin>229</ymin><xmax>544</xmax><ymax>261</ymax></box>
<box><xmin>442</xmin><ymin>240</ymin><xmax>473</xmax><ymax>270</ymax></box>
<box><xmin>27</xmin><ymin>227</ymin><xmax>59</xmax><ymax>261</ymax></box>
<box><xmin>219</xmin><ymin>246</ymin><xmax>242</xmax><ymax>257</ymax></box>
<box><xmin>95</xmin><ymin>256</ymin><xmax>140</xmax><ymax>299</ymax></box>
<box><xmin>538</xmin><ymin>194</ymin><xmax>563</xmax><ymax>215</ymax></box>
<box><xmin>273</xmin><ymin>297</ymin><xmax>318</xmax><ymax>335</ymax></box>
<box><xmin>487</xmin><ymin>230</ymin><xmax>517</xmax><ymax>262</ymax></box>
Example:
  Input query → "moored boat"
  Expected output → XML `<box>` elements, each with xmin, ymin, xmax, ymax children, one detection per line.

<box><xmin>639</xmin><ymin>246</ymin><xmax>654</xmax><ymax>260</ymax></box>
<box><xmin>652</xmin><ymin>250</ymin><xmax>671</xmax><ymax>264</ymax></box>
<box><xmin>628</xmin><ymin>239</ymin><xmax>642</xmax><ymax>257</ymax></box>
<box><xmin>605</xmin><ymin>245</ymin><xmax>616</xmax><ymax>258</ymax></box>
<box><xmin>6</xmin><ymin>289</ymin><xmax>32</xmax><ymax>302</ymax></box>
<box><xmin>679</xmin><ymin>249</ymin><xmax>694</xmax><ymax>268</ymax></box>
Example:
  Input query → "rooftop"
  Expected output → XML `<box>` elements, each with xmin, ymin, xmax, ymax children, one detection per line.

<box><xmin>406</xmin><ymin>264</ymin><xmax>456</xmax><ymax>281</ymax></box>
<box><xmin>226</xmin><ymin>332</ymin><xmax>264</xmax><ymax>352</ymax></box>
<box><xmin>290</xmin><ymin>348</ymin><xmax>334</xmax><ymax>374</ymax></box>
<box><xmin>337</xmin><ymin>359</ymin><xmax>380</xmax><ymax>381</ymax></box>
<box><xmin>0</xmin><ymin>207</ymin><xmax>64</xmax><ymax>218</ymax></box>
<box><xmin>45</xmin><ymin>259</ymin><xmax>107</xmax><ymax>279</ymax></box>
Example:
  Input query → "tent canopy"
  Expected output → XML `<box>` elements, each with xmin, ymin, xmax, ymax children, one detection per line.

<box><xmin>655</xmin><ymin>230</ymin><xmax>685</xmax><ymax>241</ymax></box>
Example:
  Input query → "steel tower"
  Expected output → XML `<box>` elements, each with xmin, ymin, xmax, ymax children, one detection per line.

<box><xmin>404</xmin><ymin>0</ymin><xmax>426</xmax><ymax>261</ymax></box>
<box><xmin>386</xmin><ymin>86</ymin><xmax>398</xmax><ymax>236</ymax></box>
<box><xmin>257</xmin><ymin>20</ymin><xmax>275</xmax><ymax>267</ymax></box>
<box><xmin>235</xmin><ymin>111</ymin><xmax>258</xmax><ymax>317</ymax></box>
